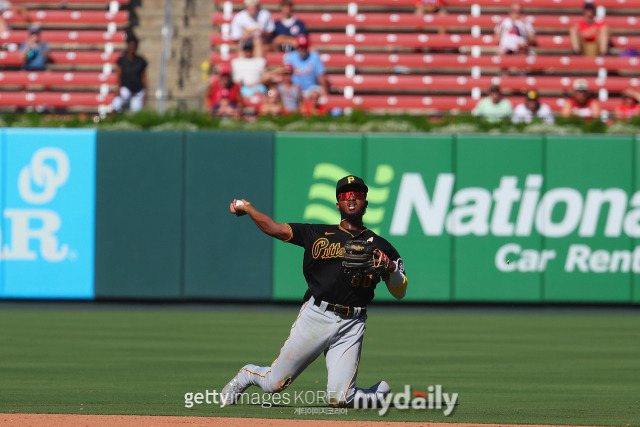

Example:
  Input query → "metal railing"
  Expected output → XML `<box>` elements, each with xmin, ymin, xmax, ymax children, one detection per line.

<box><xmin>156</xmin><ymin>0</ymin><xmax>172</xmax><ymax>113</ymax></box>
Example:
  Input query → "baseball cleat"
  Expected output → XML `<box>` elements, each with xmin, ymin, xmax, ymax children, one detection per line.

<box><xmin>220</xmin><ymin>366</ymin><xmax>251</xmax><ymax>407</ymax></box>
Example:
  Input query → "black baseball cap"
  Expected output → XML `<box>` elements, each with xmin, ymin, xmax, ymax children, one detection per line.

<box><xmin>336</xmin><ymin>175</ymin><xmax>368</xmax><ymax>198</ymax></box>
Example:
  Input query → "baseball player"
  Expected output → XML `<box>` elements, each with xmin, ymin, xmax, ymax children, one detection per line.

<box><xmin>222</xmin><ymin>175</ymin><xmax>408</xmax><ymax>407</ymax></box>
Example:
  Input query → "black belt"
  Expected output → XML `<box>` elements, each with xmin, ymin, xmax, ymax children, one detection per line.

<box><xmin>312</xmin><ymin>298</ymin><xmax>366</xmax><ymax>318</ymax></box>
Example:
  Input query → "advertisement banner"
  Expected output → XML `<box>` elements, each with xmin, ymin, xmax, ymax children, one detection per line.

<box><xmin>365</xmin><ymin>133</ymin><xmax>454</xmax><ymax>302</ymax></box>
<box><xmin>272</xmin><ymin>133</ymin><xmax>364</xmax><ymax>301</ymax></box>
<box><xmin>542</xmin><ymin>135</ymin><xmax>634</xmax><ymax>302</ymax></box>
<box><xmin>1</xmin><ymin>129</ymin><xmax>96</xmax><ymax>299</ymax></box>
<box><xmin>273</xmin><ymin>132</ymin><xmax>638</xmax><ymax>304</ymax></box>
<box><xmin>452</xmin><ymin>135</ymin><xmax>544</xmax><ymax>302</ymax></box>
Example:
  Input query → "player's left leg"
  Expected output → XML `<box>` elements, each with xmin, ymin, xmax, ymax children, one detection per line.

<box><xmin>324</xmin><ymin>315</ymin><xmax>390</xmax><ymax>407</ymax></box>
<box><xmin>220</xmin><ymin>300</ymin><xmax>332</xmax><ymax>406</ymax></box>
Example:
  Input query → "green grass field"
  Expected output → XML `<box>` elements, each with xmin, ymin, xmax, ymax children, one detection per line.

<box><xmin>0</xmin><ymin>306</ymin><xmax>638</xmax><ymax>425</ymax></box>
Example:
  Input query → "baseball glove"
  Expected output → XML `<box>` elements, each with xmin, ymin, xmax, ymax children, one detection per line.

<box><xmin>342</xmin><ymin>238</ymin><xmax>389</xmax><ymax>277</ymax></box>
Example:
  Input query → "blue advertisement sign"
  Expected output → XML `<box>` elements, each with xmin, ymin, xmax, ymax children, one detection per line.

<box><xmin>0</xmin><ymin>129</ymin><xmax>96</xmax><ymax>299</ymax></box>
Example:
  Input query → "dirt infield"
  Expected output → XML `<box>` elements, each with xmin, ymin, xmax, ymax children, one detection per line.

<box><xmin>0</xmin><ymin>414</ymin><xmax>596</xmax><ymax>427</ymax></box>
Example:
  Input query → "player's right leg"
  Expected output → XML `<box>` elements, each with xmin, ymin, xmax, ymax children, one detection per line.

<box><xmin>220</xmin><ymin>300</ymin><xmax>332</xmax><ymax>406</ymax></box>
<box><xmin>324</xmin><ymin>315</ymin><xmax>390</xmax><ymax>408</ymax></box>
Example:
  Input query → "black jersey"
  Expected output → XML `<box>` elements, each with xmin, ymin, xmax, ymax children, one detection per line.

<box><xmin>117</xmin><ymin>53</ymin><xmax>148</xmax><ymax>93</ymax></box>
<box><xmin>285</xmin><ymin>223</ymin><xmax>405</xmax><ymax>307</ymax></box>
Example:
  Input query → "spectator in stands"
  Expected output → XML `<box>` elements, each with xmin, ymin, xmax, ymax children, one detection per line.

<box><xmin>231</xmin><ymin>42</ymin><xmax>267</xmax><ymax>97</ymax></box>
<box><xmin>415</xmin><ymin>0</ymin><xmax>447</xmax><ymax>35</ymax></box>
<box><xmin>472</xmin><ymin>84</ymin><xmax>513</xmax><ymax>123</ymax></box>
<box><xmin>271</xmin><ymin>0</ymin><xmax>307</xmax><ymax>52</ymax></box>
<box><xmin>494</xmin><ymin>2</ymin><xmax>536</xmax><ymax>55</ymax></box>
<box><xmin>112</xmin><ymin>36</ymin><xmax>148</xmax><ymax>113</ymax></box>
<box><xmin>19</xmin><ymin>25</ymin><xmax>50</xmax><ymax>71</ymax></box>
<box><xmin>561</xmin><ymin>78</ymin><xmax>601</xmax><ymax>119</ymax></box>
<box><xmin>278</xmin><ymin>65</ymin><xmax>302</xmax><ymax>114</ymax></box>
<box><xmin>260</xmin><ymin>83</ymin><xmax>283</xmax><ymax>117</ymax></box>
<box><xmin>570</xmin><ymin>3</ymin><xmax>610</xmax><ymax>57</ymax></box>
<box><xmin>512</xmin><ymin>89</ymin><xmax>554</xmax><ymax>124</ymax></box>
<box><xmin>230</xmin><ymin>0</ymin><xmax>274</xmax><ymax>58</ymax></box>
<box><xmin>0</xmin><ymin>0</ymin><xmax>30</xmax><ymax>32</ymax></box>
<box><xmin>615</xmin><ymin>88</ymin><xmax>640</xmax><ymax>121</ymax></box>
<box><xmin>206</xmin><ymin>63</ymin><xmax>243</xmax><ymax>118</ymax></box>
<box><xmin>284</xmin><ymin>34</ymin><xmax>329</xmax><ymax>115</ymax></box>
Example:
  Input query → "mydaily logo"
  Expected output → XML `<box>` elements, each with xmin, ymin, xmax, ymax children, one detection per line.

<box><xmin>354</xmin><ymin>384</ymin><xmax>458</xmax><ymax>417</ymax></box>
<box><xmin>1</xmin><ymin>148</ymin><xmax>70</xmax><ymax>262</ymax></box>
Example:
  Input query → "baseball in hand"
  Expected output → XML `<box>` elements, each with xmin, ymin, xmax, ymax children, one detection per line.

<box><xmin>234</xmin><ymin>199</ymin><xmax>247</xmax><ymax>216</ymax></box>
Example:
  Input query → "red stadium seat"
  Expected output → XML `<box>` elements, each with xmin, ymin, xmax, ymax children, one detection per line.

<box><xmin>209</xmin><ymin>52</ymin><xmax>640</xmax><ymax>72</ymax></box>
<box><xmin>210</xmin><ymin>32</ymin><xmax>640</xmax><ymax>52</ymax></box>
<box><xmin>0</xmin><ymin>91</ymin><xmax>113</xmax><ymax>107</ymax></box>
<box><xmin>215</xmin><ymin>0</ymin><xmax>632</xmax><ymax>9</ymax></box>
<box><xmin>216</xmin><ymin>0</ymin><xmax>415</xmax><ymax>6</ymax></box>
<box><xmin>0</xmin><ymin>50</ymin><xmax>120</xmax><ymax>66</ymax></box>
<box><xmin>0</xmin><ymin>70</ymin><xmax>117</xmax><ymax>86</ymax></box>
<box><xmin>0</xmin><ymin>30</ymin><xmax>126</xmax><ymax>44</ymax></box>
<box><xmin>328</xmin><ymin>75</ymin><xmax>640</xmax><ymax>94</ymax></box>
<box><xmin>4</xmin><ymin>10</ymin><xmax>129</xmax><ymax>24</ymax></box>
<box><xmin>323</xmin><ymin>94</ymin><xmax>619</xmax><ymax>113</ymax></box>
<box><xmin>212</xmin><ymin>12</ymin><xmax>640</xmax><ymax>31</ymax></box>
<box><xmin>445</xmin><ymin>0</ymin><xmax>635</xmax><ymax>9</ymax></box>
<box><xmin>12</xmin><ymin>0</ymin><xmax>128</xmax><ymax>4</ymax></box>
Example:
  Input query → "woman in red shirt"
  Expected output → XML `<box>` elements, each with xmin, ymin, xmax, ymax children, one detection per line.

<box><xmin>570</xmin><ymin>3</ymin><xmax>610</xmax><ymax>56</ymax></box>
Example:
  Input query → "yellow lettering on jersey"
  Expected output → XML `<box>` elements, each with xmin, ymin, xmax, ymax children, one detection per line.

<box><xmin>312</xmin><ymin>238</ymin><xmax>346</xmax><ymax>259</ymax></box>
<box><xmin>351</xmin><ymin>274</ymin><xmax>374</xmax><ymax>288</ymax></box>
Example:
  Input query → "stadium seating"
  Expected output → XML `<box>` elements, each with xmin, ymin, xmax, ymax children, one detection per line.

<box><xmin>211</xmin><ymin>0</ymin><xmax>640</xmax><ymax>116</ymax></box>
<box><xmin>323</xmin><ymin>94</ymin><xmax>620</xmax><ymax>113</ymax></box>
<box><xmin>0</xmin><ymin>0</ymin><xmax>127</xmax><ymax>112</ymax></box>
<box><xmin>1</xmin><ymin>30</ymin><xmax>126</xmax><ymax>45</ymax></box>
<box><xmin>0</xmin><ymin>51</ymin><xmax>120</xmax><ymax>66</ymax></box>
<box><xmin>209</xmin><ymin>51</ymin><xmax>640</xmax><ymax>73</ymax></box>
<box><xmin>327</xmin><ymin>75</ymin><xmax>640</xmax><ymax>94</ymax></box>
<box><xmin>216</xmin><ymin>0</ymin><xmax>634</xmax><ymax>10</ymax></box>
<box><xmin>0</xmin><ymin>70</ymin><xmax>117</xmax><ymax>86</ymax></box>
<box><xmin>4</xmin><ymin>10</ymin><xmax>128</xmax><ymax>26</ymax></box>
<box><xmin>211</xmin><ymin>32</ymin><xmax>640</xmax><ymax>54</ymax></box>
<box><xmin>0</xmin><ymin>91</ymin><xmax>114</xmax><ymax>107</ymax></box>
<box><xmin>11</xmin><ymin>0</ymin><xmax>128</xmax><ymax>5</ymax></box>
<box><xmin>212</xmin><ymin>12</ymin><xmax>640</xmax><ymax>32</ymax></box>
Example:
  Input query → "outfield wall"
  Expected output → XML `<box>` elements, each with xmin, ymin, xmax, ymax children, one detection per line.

<box><xmin>0</xmin><ymin>129</ymin><xmax>638</xmax><ymax>304</ymax></box>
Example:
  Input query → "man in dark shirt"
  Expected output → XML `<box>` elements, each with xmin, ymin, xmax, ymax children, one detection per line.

<box><xmin>112</xmin><ymin>36</ymin><xmax>148</xmax><ymax>113</ymax></box>
<box><xmin>271</xmin><ymin>0</ymin><xmax>307</xmax><ymax>52</ymax></box>
<box><xmin>222</xmin><ymin>175</ymin><xmax>408</xmax><ymax>408</ymax></box>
